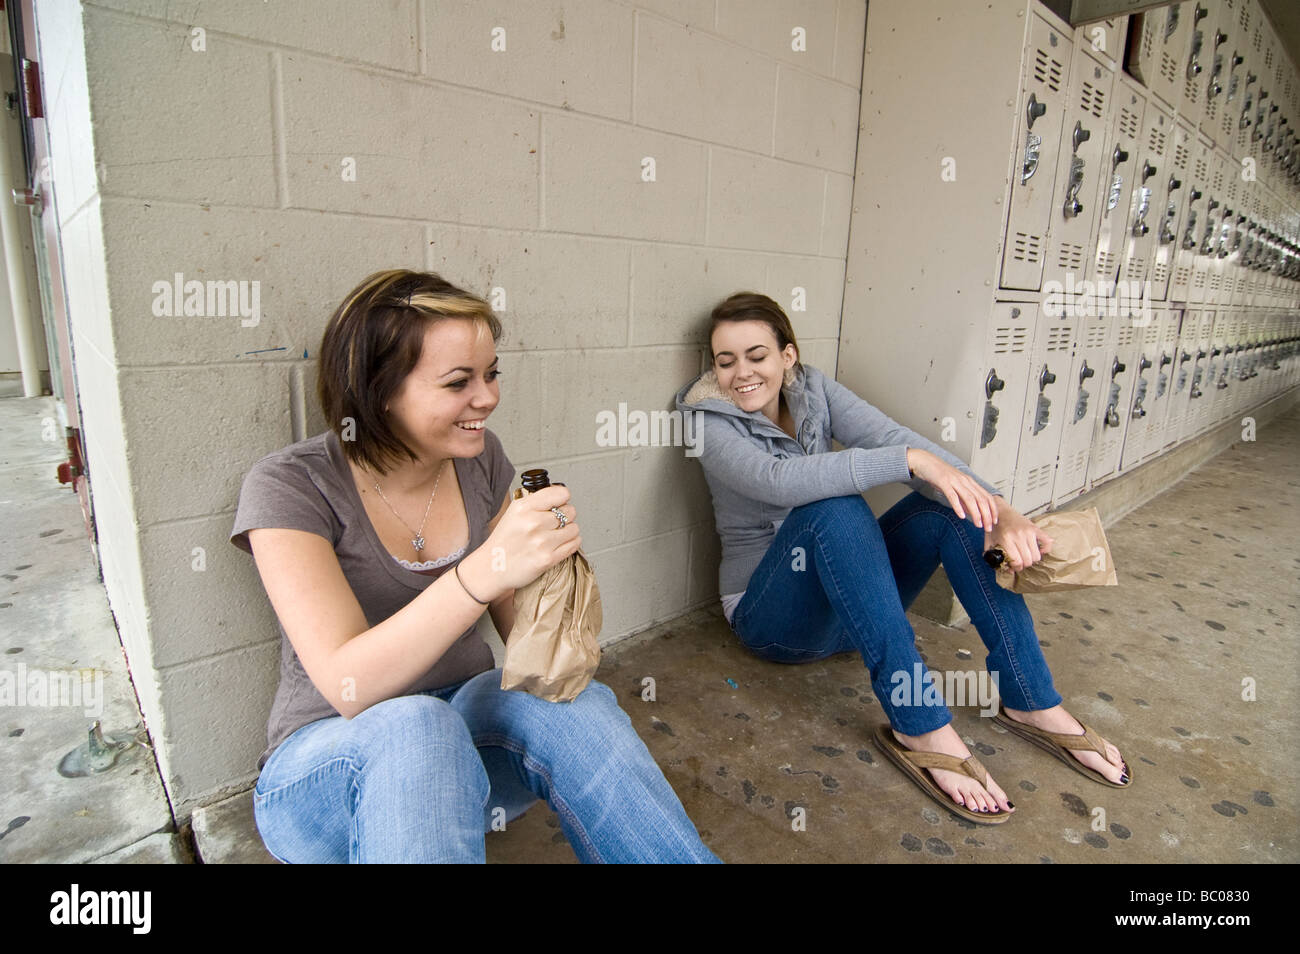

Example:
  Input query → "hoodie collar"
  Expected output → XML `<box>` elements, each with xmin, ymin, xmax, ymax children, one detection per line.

<box><xmin>677</xmin><ymin>364</ymin><xmax>812</xmax><ymax>437</ymax></box>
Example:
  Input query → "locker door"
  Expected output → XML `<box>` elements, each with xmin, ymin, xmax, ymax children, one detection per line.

<box><xmin>1050</xmin><ymin>306</ymin><xmax>1108</xmax><ymax>504</ymax></box>
<box><xmin>1163</xmin><ymin>309</ymin><xmax>1197</xmax><ymax>448</ymax></box>
<box><xmin>1083</xmin><ymin>310</ymin><xmax>1128</xmax><ymax>487</ymax></box>
<box><xmin>1187</xmin><ymin>135</ymin><xmax>1217</xmax><ymax>303</ymax></box>
<box><xmin>1119</xmin><ymin>94</ymin><xmax>1172</xmax><ymax>296</ymax></box>
<box><xmin>1089</xmin><ymin>77</ymin><xmax>1145</xmax><ymax>295</ymax></box>
<box><xmin>1013</xmin><ymin>307</ymin><xmax>1075</xmax><ymax>512</ymax></box>
<box><xmin>1041</xmin><ymin>38</ymin><xmax>1116</xmax><ymax>294</ymax></box>
<box><xmin>1216</xmin><ymin>0</ymin><xmax>1250</xmax><ymax>146</ymax></box>
<box><xmin>1168</xmin><ymin>120</ymin><xmax>1200</xmax><ymax>300</ymax></box>
<box><xmin>1179</xmin><ymin>2</ymin><xmax>1212</xmax><ymax>129</ymax></box>
<box><xmin>1200</xmin><ymin>0</ymin><xmax>1235</xmax><ymax>147</ymax></box>
<box><xmin>1119</xmin><ymin>309</ymin><xmax>1164</xmax><ymax>468</ymax></box>
<box><xmin>968</xmin><ymin>301</ymin><xmax>1037</xmax><ymax>502</ymax></box>
<box><xmin>1143</xmin><ymin>308</ymin><xmax>1183</xmax><ymax>458</ymax></box>
<box><xmin>999</xmin><ymin>14</ymin><xmax>1071</xmax><ymax>292</ymax></box>
<box><xmin>1179</xmin><ymin>310</ymin><xmax>1215</xmax><ymax>440</ymax></box>
<box><xmin>1125</xmin><ymin>1</ymin><xmax>1193</xmax><ymax>112</ymax></box>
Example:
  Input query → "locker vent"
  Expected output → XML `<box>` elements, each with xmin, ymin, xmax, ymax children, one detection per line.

<box><xmin>992</xmin><ymin>326</ymin><xmax>1031</xmax><ymax>354</ymax></box>
<box><xmin>1212</xmin><ymin>167</ymin><xmax>1223</xmax><ymax>190</ymax></box>
<box><xmin>1120</xmin><ymin>107</ymin><xmax>1140</xmax><ymax>138</ymax></box>
<box><xmin>1160</xmin><ymin>52</ymin><xmax>1178</xmax><ymax>86</ymax></box>
<box><xmin>1192</xmin><ymin>271</ymin><xmax>1207</xmax><ymax>291</ymax></box>
<box><xmin>1012</xmin><ymin>231</ymin><xmax>1042</xmax><ymax>263</ymax></box>
<box><xmin>1139</xmin><ymin>21</ymin><xmax>1154</xmax><ymax>61</ymax></box>
<box><xmin>1081</xmin><ymin>81</ymin><xmax>1106</xmax><ymax>118</ymax></box>
<box><xmin>1047</xmin><ymin>326</ymin><xmax>1072</xmax><ymax>351</ymax></box>
<box><xmin>1174</xmin><ymin>264</ymin><xmax>1191</xmax><ymax>284</ymax></box>
<box><xmin>1147</xmin><ymin>126</ymin><xmax>1167</xmax><ymax>154</ymax></box>
<box><xmin>1086</xmin><ymin>323</ymin><xmax>1108</xmax><ymax>347</ymax></box>
<box><xmin>1026</xmin><ymin>462</ymin><xmax>1053</xmax><ymax>492</ymax></box>
<box><xmin>1034</xmin><ymin>49</ymin><xmax>1065</xmax><ymax>91</ymax></box>
<box><xmin>1066</xmin><ymin>448</ymin><xmax>1087</xmax><ymax>475</ymax></box>
<box><xmin>1096</xmin><ymin>250</ymin><xmax>1117</xmax><ymax>274</ymax></box>
<box><xmin>1056</xmin><ymin>242</ymin><xmax>1085</xmax><ymax>271</ymax></box>
<box><xmin>1204</xmin><ymin>98</ymin><xmax>1217</xmax><ymax>123</ymax></box>
<box><xmin>1184</xmin><ymin>75</ymin><xmax>1201</xmax><ymax>104</ymax></box>
<box><xmin>1253</xmin><ymin>27</ymin><xmax>1261</xmax><ymax>52</ymax></box>
<box><xmin>1175</xmin><ymin>141</ymin><xmax>1189</xmax><ymax>168</ymax></box>
<box><xmin>1194</xmin><ymin>156</ymin><xmax>1208</xmax><ymax>179</ymax></box>
<box><xmin>1139</xmin><ymin>254</ymin><xmax>1154</xmax><ymax>277</ymax></box>
<box><xmin>1239</xmin><ymin>5</ymin><xmax>1249</xmax><ymax>30</ymax></box>
<box><xmin>1264</xmin><ymin>47</ymin><xmax>1272</xmax><ymax>69</ymax></box>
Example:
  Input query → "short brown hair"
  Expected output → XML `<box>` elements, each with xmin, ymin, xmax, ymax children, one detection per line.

<box><xmin>316</xmin><ymin>269</ymin><xmax>501</xmax><ymax>474</ymax></box>
<box><xmin>709</xmin><ymin>292</ymin><xmax>800</xmax><ymax>366</ymax></box>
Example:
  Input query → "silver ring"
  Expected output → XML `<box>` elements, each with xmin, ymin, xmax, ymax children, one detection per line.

<box><xmin>550</xmin><ymin>507</ymin><xmax>568</xmax><ymax>529</ymax></box>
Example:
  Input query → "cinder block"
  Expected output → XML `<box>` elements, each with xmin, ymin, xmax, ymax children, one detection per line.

<box><xmin>157</xmin><ymin>640</ymin><xmax>280</xmax><ymax>812</ymax></box>
<box><xmin>714</xmin><ymin>0</ymin><xmax>839</xmax><ymax>76</ymax></box>
<box><xmin>538</xmin><ymin>347</ymin><xmax>700</xmax><ymax>458</ymax></box>
<box><xmin>622</xmin><ymin>445</ymin><xmax>713</xmax><ymax>540</ymax></box>
<box><xmin>89</xmin><ymin>0</ymin><xmax>420</xmax><ymax>72</ymax></box>
<box><xmin>833</xmin><ymin>0</ymin><xmax>867</xmax><ymax>87</ymax></box>
<box><xmin>142</xmin><ymin>517</ymin><xmax>281</xmax><ymax>669</ymax></box>
<box><xmin>283</xmin><ymin>56</ymin><xmax>540</xmax><ymax>228</ymax></box>
<box><xmin>635</xmin><ymin>16</ymin><xmax>776</xmax><ymax>153</ymax></box>
<box><xmin>428</xmin><ymin>227</ymin><xmax>631</xmax><ymax>351</ymax></box>
<box><xmin>510</xmin><ymin>452</ymin><xmax>624</xmax><ymax>552</ymax></box>
<box><xmin>708</xmin><ymin>149</ymin><xmax>825</xmax><ymax>254</ymax></box>
<box><xmin>774</xmin><ymin>66</ymin><xmax>860</xmax><ymax>173</ymax></box>
<box><xmin>82</xmin><ymin>10</ymin><xmax>277</xmax><ymax>207</ymax></box>
<box><xmin>99</xmin><ymin>200</ymin><xmax>425</xmax><ymax>368</ymax></box>
<box><xmin>423</xmin><ymin>0</ymin><xmax>634</xmax><ymax>120</ymax></box>
<box><xmin>628</xmin><ymin>0</ymin><xmax>716</xmax><ymax>29</ymax></box>
<box><xmin>543</xmin><ymin>113</ymin><xmax>707</xmax><ymax>242</ymax></box>
<box><xmin>763</xmin><ymin>255</ymin><xmax>847</xmax><ymax>341</ymax></box>
<box><xmin>70</xmin><ymin>331</ymin><xmax>131</xmax><ymax>512</ymax></box>
<box><xmin>121</xmin><ymin>364</ymin><xmax>293</xmax><ymax>525</ymax></box>
<box><xmin>822</xmin><ymin>171</ymin><xmax>854</xmax><ymax>258</ymax></box>
<box><xmin>630</xmin><ymin>245</ymin><xmax>765</xmax><ymax>347</ymax></box>
<box><xmin>586</xmin><ymin>529</ymin><xmax>690</xmax><ymax>639</ymax></box>
<box><xmin>798</xmin><ymin>337</ymin><xmax>840</xmax><ymax>377</ymax></box>
<box><xmin>687</xmin><ymin>522</ymin><xmax>723</xmax><ymax>604</ymax></box>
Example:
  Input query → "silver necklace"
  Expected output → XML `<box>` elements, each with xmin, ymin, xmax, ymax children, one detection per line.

<box><xmin>370</xmin><ymin>459</ymin><xmax>448</xmax><ymax>553</ymax></box>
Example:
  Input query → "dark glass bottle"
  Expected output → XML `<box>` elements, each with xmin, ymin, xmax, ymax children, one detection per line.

<box><xmin>520</xmin><ymin>469</ymin><xmax>551</xmax><ymax>492</ymax></box>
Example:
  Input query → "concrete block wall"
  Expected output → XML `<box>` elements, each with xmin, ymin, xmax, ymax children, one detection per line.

<box><xmin>35</xmin><ymin>0</ymin><xmax>867</xmax><ymax>815</ymax></box>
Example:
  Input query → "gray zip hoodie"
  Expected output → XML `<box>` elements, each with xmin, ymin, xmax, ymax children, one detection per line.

<box><xmin>674</xmin><ymin>363</ymin><xmax>1002</xmax><ymax>598</ymax></box>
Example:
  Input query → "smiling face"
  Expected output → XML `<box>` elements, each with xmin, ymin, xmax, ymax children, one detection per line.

<box><xmin>386</xmin><ymin>318</ymin><xmax>500</xmax><ymax>463</ymax></box>
<box><xmin>710</xmin><ymin>319</ymin><xmax>798</xmax><ymax>423</ymax></box>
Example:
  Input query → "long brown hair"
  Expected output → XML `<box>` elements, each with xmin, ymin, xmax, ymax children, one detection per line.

<box><xmin>316</xmin><ymin>269</ymin><xmax>501</xmax><ymax>474</ymax></box>
<box><xmin>708</xmin><ymin>292</ymin><xmax>801</xmax><ymax>368</ymax></box>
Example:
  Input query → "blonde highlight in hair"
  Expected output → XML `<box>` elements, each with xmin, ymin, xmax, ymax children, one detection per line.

<box><xmin>316</xmin><ymin>269</ymin><xmax>502</xmax><ymax>474</ymax></box>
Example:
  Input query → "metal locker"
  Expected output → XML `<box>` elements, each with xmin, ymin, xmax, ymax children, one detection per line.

<box><xmin>1179</xmin><ymin>2</ymin><xmax>1213</xmax><ymax>130</ymax></box>
<box><xmin>1187</xmin><ymin>134</ymin><xmax>1218</xmax><ymax>303</ymax></box>
<box><xmin>1163</xmin><ymin>309</ymin><xmax>1197</xmax><ymax>447</ymax></box>
<box><xmin>1013</xmin><ymin>306</ymin><xmax>1075</xmax><ymax>512</ymax></box>
<box><xmin>1082</xmin><ymin>310</ymin><xmax>1129</xmax><ymax>488</ymax></box>
<box><xmin>1178</xmin><ymin>309</ymin><xmax>1216</xmax><ymax>440</ymax></box>
<box><xmin>1074</xmin><ymin>16</ymin><xmax>1127</xmax><ymax>69</ymax></box>
<box><xmin>968</xmin><ymin>301</ymin><xmax>1038</xmax><ymax>503</ymax></box>
<box><xmin>1125</xmin><ymin>1</ymin><xmax>1193</xmax><ymax>112</ymax></box>
<box><xmin>1049</xmin><ymin>305</ymin><xmax>1108</xmax><ymax>505</ymax></box>
<box><xmin>1089</xmin><ymin>76</ymin><xmax>1145</xmax><ymax>296</ymax></box>
<box><xmin>1141</xmin><ymin>308</ymin><xmax>1184</xmax><ymax>458</ymax></box>
<box><xmin>1041</xmin><ymin>37</ymin><xmax>1116</xmax><ymax>294</ymax></box>
<box><xmin>1168</xmin><ymin>119</ymin><xmax>1201</xmax><ymax>300</ymax></box>
<box><xmin>1202</xmin><ymin>311</ymin><xmax>1234</xmax><ymax>425</ymax></box>
<box><xmin>1200</xmin><ymin>0</ymin><xmax>1236</xmax><ymax>148</ymax></box>
<box><xmin>1118</xmin><ymin>309</ymin><xmax>1166</xmax><ymax>468</ymax></box>
<box><xmin>1216</xmin><ymin>0</ymin><xmax>1251</xmax><ymax>147</ymax></box>
<box><xmin>1000</xmin><ymin>13</ymin><xmax>1072</xmax><ymax>292</ymax></box>
<box><xmin>1131</xmin><ymin>103</ymin><xmax>1183</xmax><ymax>300</ymax></box>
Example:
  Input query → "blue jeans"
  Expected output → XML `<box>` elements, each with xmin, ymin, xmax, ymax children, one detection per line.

<box><xmin>731</xmin><ymin>492</ymin><xmax>1062</xmax><ymax>736</ymax></box>
<box><xmin>252</xmin><ymin>669</ymin><xmax>720</xmax><ymax>863</ymax></box>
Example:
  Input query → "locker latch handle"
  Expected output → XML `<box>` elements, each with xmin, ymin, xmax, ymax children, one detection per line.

<box><xmin>1039</xmin><ymin>365</ymin><xmax>1056</xmax><ymax>390</ymax></box>
<box><xmin>1026</xmin><ymin>92</ymin><xmax>1046</xmax><ymax>130</ymax></box>
<box><xmin>1078</xmin><ymin>360</ymin><xmax>1095</xmax><ymax>384</ymax></box>
<box><xmin>985</xmin><ymin>369</ymin><xmax>1005</xmax><ymax>400</ymax></box>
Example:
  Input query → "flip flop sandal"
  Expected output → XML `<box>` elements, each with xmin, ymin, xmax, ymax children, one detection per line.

<box><xmin>993</xmin><ymin>706</ymin><xmax>1131</xmax><ymax>788</ymax></box>
<box><xmin>872</xmin><ymin>725</ymin><xmax>1012</xmax><ymax>825</ymax></box>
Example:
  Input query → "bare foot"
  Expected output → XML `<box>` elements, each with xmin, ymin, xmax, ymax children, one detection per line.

<box><xmin>892</xmin><ymin>724</ymin><xmax>1015</xmax><ymax>815</ymax></box>
<box><xmin>1002</xmin><ymin>705</ymin><xmax>1129</xmax><ymax>784</ymax></box>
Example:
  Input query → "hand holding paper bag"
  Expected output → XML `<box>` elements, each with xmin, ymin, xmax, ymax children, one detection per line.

<box><xmin>984</xmin><ymin>507</ymin><xmax>1118</xmax><ymax>593</ymax></box>
<box><xmin>501</xmin><ymin>470</ymin><xmax>603</xmax><ymax>701</ymax></box>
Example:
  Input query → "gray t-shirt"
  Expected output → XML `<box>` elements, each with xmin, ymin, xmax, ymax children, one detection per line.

<box><xmin>230</xmin><ymin>428</ymin><xmax>515</xmax><ymax>770</ymax></box>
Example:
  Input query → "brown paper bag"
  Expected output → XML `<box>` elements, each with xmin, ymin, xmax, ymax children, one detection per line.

<box><xmin>992</xmin><ymin>507</ymin><xmax>1118</xmax><ymax>593</ymax></box>
<box><xmin>500</xmin><ymin>484</ymin><xmax>603</xmax><ymax>701</ymax></box>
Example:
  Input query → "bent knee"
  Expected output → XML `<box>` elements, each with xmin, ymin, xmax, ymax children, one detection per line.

<box><xmin>349</xmin><ymin>694</ymin><xmax>475</xmax><ymax>756</ymax></box>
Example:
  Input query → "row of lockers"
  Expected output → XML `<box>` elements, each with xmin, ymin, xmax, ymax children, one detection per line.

<box><xmin>840</xmin><ymin>0</ymin><xmax>1298</xmax><ymax>520</ymax></box>
<box><xmin>966</xmin><ymin>302</ymin><xmax>1298</xmax><ymax>514</ymax></box>
<box><xmin>1000</xmin><ymin>0</ymin><xmax>1299</xmax><ymax>304</ymax></box>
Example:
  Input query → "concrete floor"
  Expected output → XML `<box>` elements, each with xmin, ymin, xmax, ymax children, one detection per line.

<box><xmin>5</xmin><ymin>394</ymin><xmax>1298</xmax><ymax>863</ymax></box>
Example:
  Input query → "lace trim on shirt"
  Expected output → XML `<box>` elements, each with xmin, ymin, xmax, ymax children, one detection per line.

<box><xmin>392</xmin><ymin>544</ymin><xmax>467</xmax><ymax>571</ymax></box>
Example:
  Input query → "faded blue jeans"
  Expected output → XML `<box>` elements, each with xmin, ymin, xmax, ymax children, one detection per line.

<box><xmin>731</xmin><ymin>492</ymin><xmax>1062</xmax><ymax>735</ymax></box>
<box><xmin>252</xmin><ymin>669</ymin><xmax>720</xmax><ymax>863</ymax></box>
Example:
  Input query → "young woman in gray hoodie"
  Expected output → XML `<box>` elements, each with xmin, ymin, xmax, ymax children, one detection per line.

<box><xmin>675</xmin><ymin>292</ymin><xmax>1130</xmax><ymax>825</ymax></box>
